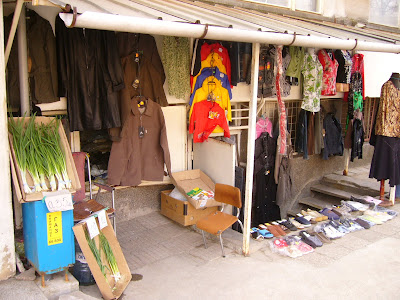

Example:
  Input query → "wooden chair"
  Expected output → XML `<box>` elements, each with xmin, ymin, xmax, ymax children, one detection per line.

<box><xmin>72</xmin><ymin>152</ymin><xmax>116</xmax><ymax>232</ymax></box>
<box><xmin>196</xmin><ymin>183</ymin><xmax>243</xmax><ymax>257</ymax></box>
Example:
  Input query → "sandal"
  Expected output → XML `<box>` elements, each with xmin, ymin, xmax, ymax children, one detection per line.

<box><xmin>299</xmin><ymin>230</ymin><xmax>323</xmax><ymax>248</ymax></box>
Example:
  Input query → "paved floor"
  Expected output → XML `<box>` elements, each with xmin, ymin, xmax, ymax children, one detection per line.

<box><xmin>77</xmin><ymin>201</ymin><xmax>400</xmax><ymax>300</ymax></box>
<box><xmin>3</xmin><ymin>167</ymin><xmax>400</xmax><ymax>299</ymax></box>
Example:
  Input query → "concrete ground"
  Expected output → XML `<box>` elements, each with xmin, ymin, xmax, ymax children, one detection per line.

<box><xmin>5</xmin><ymin>202</ymin><xmax>400</xmax><ymax>300</ymax></box>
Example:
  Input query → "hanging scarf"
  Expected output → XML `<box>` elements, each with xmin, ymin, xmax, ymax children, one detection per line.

<box><xmin>275</xmin><ymin>45</ymin><xmax>287</xmax><ymax>155</ymax></box>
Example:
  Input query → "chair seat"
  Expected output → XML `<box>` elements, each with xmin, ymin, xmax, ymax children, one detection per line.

<box><xmin>73</xmin><ymin>199</ymin><xmax>115</xmax><ymax>221</ymax></box>
<box><xmin>196</xmin><ymin>211</ymin><xmax>238</xmax><ymax>235</ymax></box>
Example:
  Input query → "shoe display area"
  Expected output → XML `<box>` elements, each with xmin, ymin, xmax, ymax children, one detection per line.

<box><xmin>252</xmin><ymin>199</ymin><xmax>399</xmax><ymax>258</ymax></box>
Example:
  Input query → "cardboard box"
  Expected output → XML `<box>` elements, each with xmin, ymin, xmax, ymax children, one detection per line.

<box><xmin>170</xmin><ymin>169</ymin><xmax>221</xmax><ymax>209</ymax></box>
<box><xmin>8</xmin><ymin>116</ymin><xmax>80</xmax><ymax>203</ymax></box>
<box><xmin>73</xmin><ymin>214</ymin><xmax>131</xmax><ymax>300</ymax></box>
<box><xmin>160</xmin><ymin>190</ymin><xmax>218</xmax><ymax>226</ymax></box>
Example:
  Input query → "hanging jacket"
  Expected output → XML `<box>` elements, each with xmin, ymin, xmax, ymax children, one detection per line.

<box><xmin>56</xmin><ymin>16</ymin><xmax>125</xmax><ymax>132</ymax></box>
<box><xmin>295</xmin><ymin>109</ymin><xmax>308</xmax><ymax>159</ymax></box>
<box><xmin>27</xmin><ymin>10</ymin><xmax>58</xmax><ymax>103</ymax></box>
<box><xmin>322</xmin><ymin>113</ymin><xmax>344</xmax><ymax>160</ymax></box>
<box><xmin>351</xmin><ymin>118</ymin><xmax>364</xmax><ymax>161</ymax></box>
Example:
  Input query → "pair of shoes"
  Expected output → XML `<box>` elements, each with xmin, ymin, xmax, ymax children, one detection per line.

<box><xmin>306</xmin><ymin>228</ymin><xmax>332</xmax><ymax>244</ymax></box>
<box><xmin>299</xmin><ymin>230</ymin><xmax>323</xmax><ymax>248</ymax></box>
<box><xmin>331</xmin><ymin>205</ymin><xmax>352</xmax><ymax>217</ymax></box>
<box><xmin>319</xmin><ymin>208</ymin><xmax>340</xmax><ymax>220</ymax></box>
<box><xmin>301</xmin><ymin>210</ymin><xmax>322</xmax><ymax>222</ymax></box>
<box><xmin>251</xmin><ymin>227</ymin><xmax>274</xmax><ymax>239</ymax></box>
<box><xmin>322</xmin><ymin>224</ymin><xmax>345</xmax><ymax>239</ymax></box>
<box><xmin>294</xmin><ymin>214</ymin><xmax>313</xmax><ymax>226</ymax></box>
<box><xmin>339</xmin><ymin>218</ymin><xmax>364</xmax><ymax>232</ymax></box>
<box><xmin>374</xmin><ymin>206</ymin><xmax>398</xmax><ymax>217</ymax></box>
<box><xmin>271</xmin><ymin>221</ymin><xmax>291</xmax><ymax>232</ymax></box>
<box><xmin>278</xmin><ymin>219</ymin><xmax>298</xmax><ymax>231</ymax></box>
<box><xmin>364</xmin><ymin>210</ymin><xmax>392</xmax><ymax>223</ymax></box>
<box><xmin>360</xmin><ymin>214</ymin><xmax>383</xmax><ymax>225</ymax></box>
<box><xmin>341</xmin><ymin>200</ymin><xmax>370</xmax><ymax>212</ymax></box>
<box><xmin>329</xmin><ymin>220</ymin><xmax>350</xmax><ymax>234</ymax></box>
<box><xmin>250</xmin><ymin>228</ymin><xmax>263</xmax><ymax>240</ymax></box>
<box><xmin>289</xmin><ymin>217</ymin><xmax>305</xmax><ymax>229</ymax></box>
<box><xmin>355</xmin><ymin>216</ymin><xmax>375</xmax><ymax>229</ymax></box>
<box><xmin>308</xmin><ymin>208</ymin><xmax>328</xmax><ymax>221</ymax></box>
<box><xmin>282</xmin><ymin>236</ymin><xmax>314</xmax><ymax>257</ymax></box>
<box><xmin>265</xmin><ymin>223</ymin><xmax>287</xmax><ymax>237</ymax></box>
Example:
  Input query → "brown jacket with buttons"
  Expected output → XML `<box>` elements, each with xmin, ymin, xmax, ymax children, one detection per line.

<box><xmin>107</xmin><ymin>98</ymin><xmax>171</xmax><ymax>187</ymax></box>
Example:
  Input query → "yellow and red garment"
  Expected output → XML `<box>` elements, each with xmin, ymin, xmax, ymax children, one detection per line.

<box><xmin>189</xmin><ymin>100</ymin><xmax>230</xmax><ymax>143</ymax></box>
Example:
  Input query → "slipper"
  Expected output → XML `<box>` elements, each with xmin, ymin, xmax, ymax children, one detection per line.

<box><xmin>289</xmin><ymin>217</ymin><xmax>305</xmax><ymax>229</ymax></box>
<box><xmin>294</xmin><ymin>214</ymin><xmax>312</xmax><ymax>226</ymax></box>
<box><xmin>301</xmin><ymin>210</ymin><xmax>322</xmax><ymax>222</ymax></box>
<box><xmin>265</xmin><ymin>223</ymin><xmax>285</xmax><ymax>237</ymax></box>
<box><xmin>272</xmin><ymin>238</ymin><xmax>288</xmax><ymax>249</ymax></box>
<box><xmin>257</xmin><ymin>228</ymin><xmax>274</xmax><ymax>239</ymax></box>
<box><xmin>251</xmin><ymin>227</ymin><xmax>263</xmax><ymax>240</ymax></box>
<box><xmin>319</xmin><ymin>208</ymin><xmax>340</xmax><ymax>220</ymax></box>
<box><xmin>307</xmin><ymin>208</ymin><xmax>327</xmax><ymax>221</ymax></box>
<box><xmin>306</xmin><ymin>228</ymin><xmax>332</xmax><ymax>244</ymax></box>
<box><xmin>299</xmin><ymin>230</ymin><xmax>323</xmax><ymax>248</ymax></box>
<box><xmin>272</xmin><ymin>221</ymin><xmax>290</xmax><ymax>233</ymax></box>
<box><xmin>279</xmin><ymin>219</ymin><xmax>298</xmax><ymax>231</ymax></box>
<box><xmin>354</xmin><ymin>217</ymin><xmax>372</xmax><ymax>229</ymax></box>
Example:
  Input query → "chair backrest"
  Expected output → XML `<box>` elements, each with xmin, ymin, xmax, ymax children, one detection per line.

<box><xmin>214</xmin><ymin>183</ymin><xmax>242</xmax><ymax>209</ymax></box>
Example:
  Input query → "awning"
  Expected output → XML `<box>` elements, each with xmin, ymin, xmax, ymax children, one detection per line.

<box><xmin>45</xmin><ymin>0</ymin><xmax>400</xmax><ymax>53</ymax></box>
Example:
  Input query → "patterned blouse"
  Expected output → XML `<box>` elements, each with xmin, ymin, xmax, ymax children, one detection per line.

<box><xmin>301</xmin><ymin>51</ymin><xmax>323</xmax><ymax>112</ymax></box>
<box><xmin>318</xmin><ymin>49</ymin><xmax>339</xmax><ymax>96</ymax></box>
<box><xmin>375</xmin><ymin>80</ymin><xmax>400</xmax><ymax>137</ymax></box>
<box><xmin>334</xmin><ymin>50</ymin><xmax>353</xmax><ymax>84</ymax></box>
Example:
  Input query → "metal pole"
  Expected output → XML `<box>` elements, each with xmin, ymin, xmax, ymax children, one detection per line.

<box><xmin>17</xmin><ymin>5</ymin><xmax>30</xmax><ymax>116</ymax></box>
<box><xmin>242</xmin><ymin>42</ymin><xmax>260</xmax><ymax>256</ymax></box>
<box><xmin>59</xmin><ymin>12</ymin><xmax>400</xmax><ymax>53</ymax></box>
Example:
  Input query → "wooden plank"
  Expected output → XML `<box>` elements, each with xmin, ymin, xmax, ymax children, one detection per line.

<box><xmin>299</xmin><ymin>196</ymin><xmax>341</xmax><ymax>210</ymax></box>
<box><xmin>310</xmin><ymin>184</ymin><xmax>364</xmax><ymax>200</ymax></box>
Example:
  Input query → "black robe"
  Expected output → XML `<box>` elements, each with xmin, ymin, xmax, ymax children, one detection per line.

<box><xmin>56</xmin><ymin>15</ymin><xmax>125</xmax><ymax>132</ymax></box>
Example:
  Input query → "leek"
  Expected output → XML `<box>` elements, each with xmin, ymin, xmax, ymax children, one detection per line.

<box><xmin>8</xmin><ymin>116</ymin><xmax>31</xmax><ymax>194</ymax></box>
<box><xmin>100</xmin><ymin>232</ymin><xmax>121</xmax><ymax>284</ymax></box>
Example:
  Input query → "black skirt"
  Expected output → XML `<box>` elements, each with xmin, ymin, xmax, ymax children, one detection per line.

<box><xmin>369</xmin><ymin>135</ymin><xmax>400</xmax><ymax>186</ymax></box>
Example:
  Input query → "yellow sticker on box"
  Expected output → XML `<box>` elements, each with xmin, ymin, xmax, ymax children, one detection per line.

<box><xmin>47</xmin><ymin>211</ymin><xmax>63</xmax><ymax>246</ymax></box>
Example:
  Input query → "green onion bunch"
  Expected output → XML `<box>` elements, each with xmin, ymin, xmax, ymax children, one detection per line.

<box><xmin>8</xmin><ymin>116</ymin><xmax>31</xmax><ymax>194</ymax></box>
<box><xmin>8</xmin><ymin>115</ymin><xmax>71</xmax><ymax>193</ymax></box>
<box><xmin>84</xmin><ymin>227</ymin><xmax>108</xmax><ymax>279</ymax></box>
<box><xmin>100</xmin><ymin>232</ymin><xmax>121</xmax><ymax>285</ymax></box>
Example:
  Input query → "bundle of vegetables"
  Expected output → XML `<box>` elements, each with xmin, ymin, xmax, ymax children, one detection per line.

<box><xmin>99</xmin><ymin>232</ymin><xmax>121</xmax><ymax>285</ymax></box>
<box><xmin>84</xmin><ymin>227</ymin><xmax>108</xmax><ymax>279</ymax></box>
<box><xmin>8</xmin><ymin>116</ymin><xmax>31</xmax><ymax>193</ymax></box>
<box><xmin>8</xmin><ymin>115</ymin><xmax>71</xmax><ymax>193</ymax></box>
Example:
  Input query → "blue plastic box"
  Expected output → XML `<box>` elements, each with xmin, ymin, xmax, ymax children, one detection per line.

<box><xmin>22</xmin><ymin>200</ymin><xmax>75</xmax><ymax>274</ymax></box>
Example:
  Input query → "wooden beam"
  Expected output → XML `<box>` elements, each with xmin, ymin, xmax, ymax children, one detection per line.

<box><xmin>4</xmin><ymin>0</ymin><xmax>24</xmax><ymax>66</ymax></box>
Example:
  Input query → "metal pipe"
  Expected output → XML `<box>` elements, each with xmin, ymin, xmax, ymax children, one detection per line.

<box><xmin>242</xmin><ymin>42</ymin><xmax>260</xmax><ymax>256</ymax></box>
<box><xmin>59</xmin><ymin>12</ymin><xmax>400</xmax><ymax>53</ymax></box>
<box><xmin>17</xmin><ymin>5</ymin><xmax>30</xmax><ymax>116</ymax></box>
<box><xmin>4</xmin><ymin>0</ymin><xmax>24</xmax><ymax>66</ymax></box>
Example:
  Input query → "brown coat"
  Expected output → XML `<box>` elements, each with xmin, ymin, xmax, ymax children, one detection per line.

<box><xmin>107</xmin><ymin>98</ymin><xmax>171</xmax><ymax>186</ymax></box>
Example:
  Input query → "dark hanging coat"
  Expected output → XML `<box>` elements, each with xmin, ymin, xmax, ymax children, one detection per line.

<box><xmin>27</xmin><ymin>10</ymin><xmax>58</xmax><ymax>104</ymax></box>
<box><xmin>108</xmin><ymin>33</ymin><xmax>167</xmax><ymax>141</ymax></box>
<box><xmin>4</xmin><ymin>14</ymin><xmax>20</xmax><ymax>111</ymax></box>
<box><xmin>322</xmin><ymin>113</ymin><xmax>344</xmax><ymax>160</ymax></box>
<box><xmin>55</xmin><ymin>16</ymin><xmax>125</xmax><ymax>132</ymax></box>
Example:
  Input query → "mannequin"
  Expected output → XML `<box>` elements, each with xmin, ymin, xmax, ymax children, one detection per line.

<box><xmin>389</xmin><ymin>72</ymin><xmax>400</xmax><ymax>89</ymax></box>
